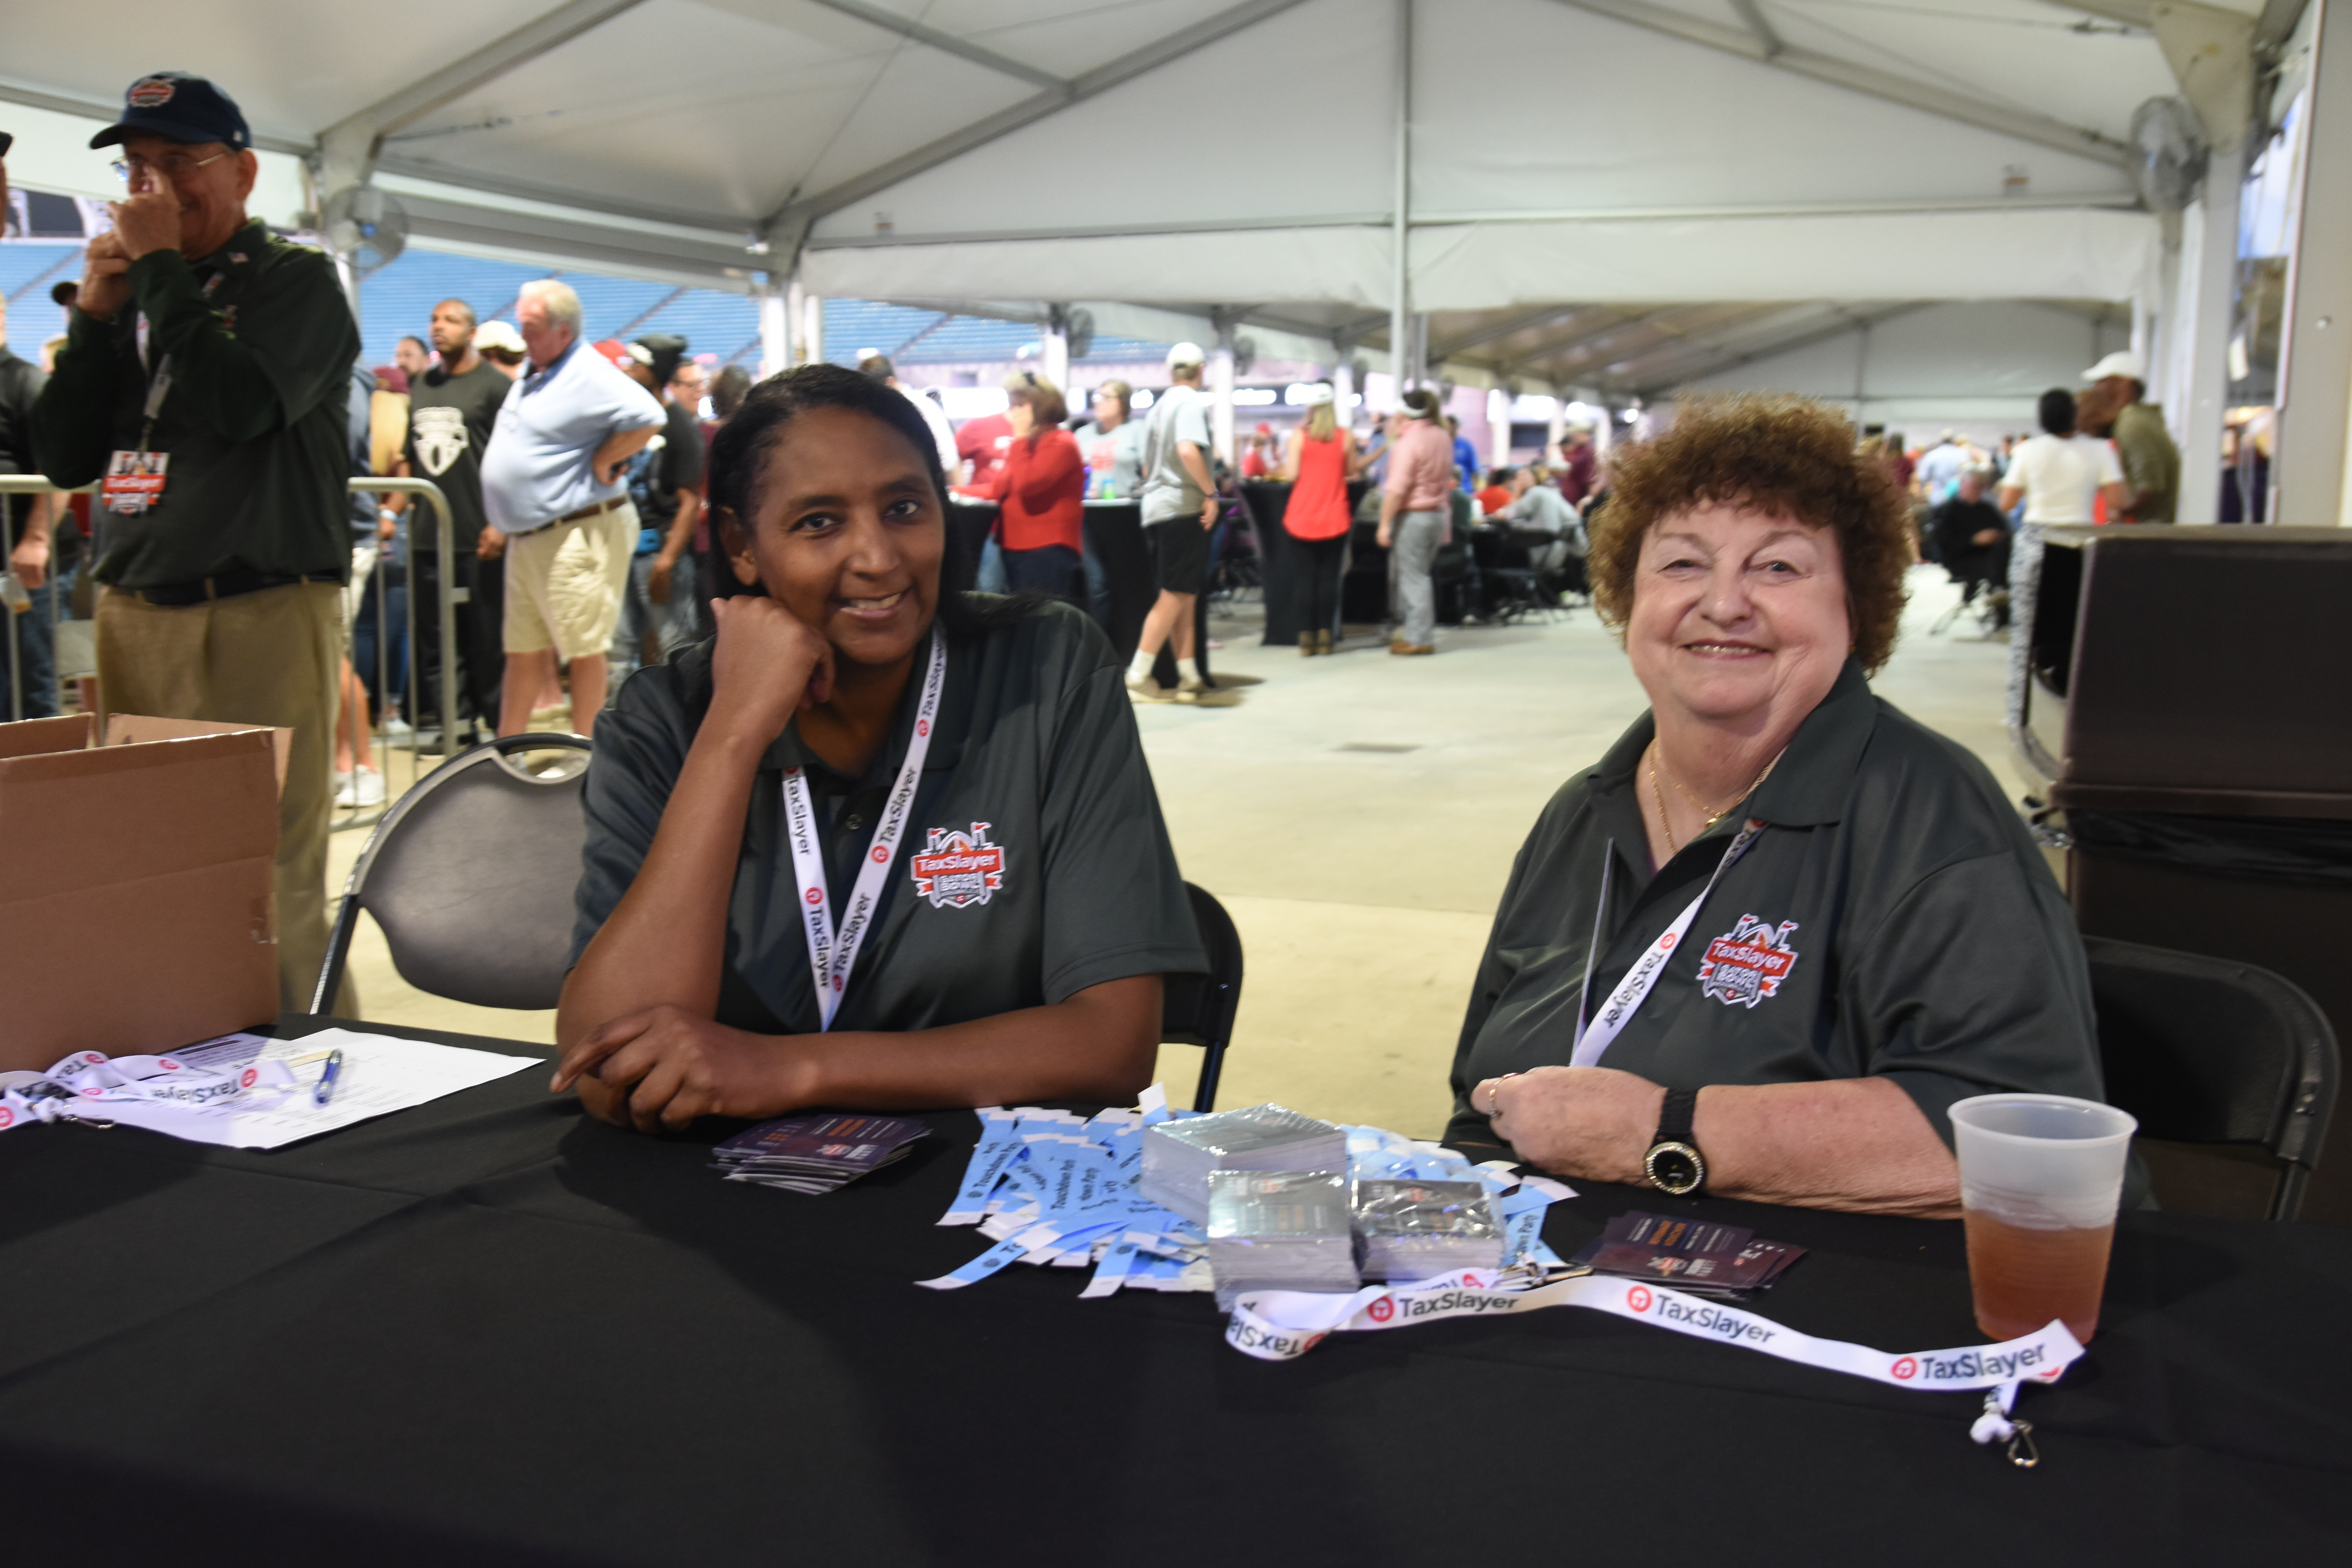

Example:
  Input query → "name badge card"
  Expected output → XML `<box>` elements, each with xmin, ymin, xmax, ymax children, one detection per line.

<box><xmin>101</xmin><ymin>450</ymin><xmax>170</xmax><ymax>515</ymax></box>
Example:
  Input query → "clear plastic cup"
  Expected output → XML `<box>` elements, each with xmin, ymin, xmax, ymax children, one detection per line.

<box><xmin>1949</xmin><ymin>1093</ymin><xmax>2138</xmax><ymax>1343</ymax></box>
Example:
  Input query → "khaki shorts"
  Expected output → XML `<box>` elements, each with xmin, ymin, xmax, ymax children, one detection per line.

<box><xmin>504</xmin><ymin>502</ymin><xmax>637</xmax><ymax>661</ymax></box>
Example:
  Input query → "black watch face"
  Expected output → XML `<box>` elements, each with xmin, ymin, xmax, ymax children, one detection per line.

<box><xmin>1646</xmin><ymin>1143</ymin><xmax>1703</xmax><ymax>1196</ymax></box>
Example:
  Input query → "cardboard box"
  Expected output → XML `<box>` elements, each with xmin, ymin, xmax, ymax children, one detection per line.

<box><xmin>0</xmin><ymin>712</ymin><xmax>288</xmax><ymax>1072</ymax></box>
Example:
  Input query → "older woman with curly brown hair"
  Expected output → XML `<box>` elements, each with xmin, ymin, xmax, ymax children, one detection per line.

<box><xmin>1447</xmin><ymin>395</ymin><xmax>2109</xmax><ymax>1218</ymax></box>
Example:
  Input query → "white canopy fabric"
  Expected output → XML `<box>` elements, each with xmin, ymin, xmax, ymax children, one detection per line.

<box><xmin>0</xmin><ymin>0</ymin><xmax>2288</xmax><ymax>398</ymax></box>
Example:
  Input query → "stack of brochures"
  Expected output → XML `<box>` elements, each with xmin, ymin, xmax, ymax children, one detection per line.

<box><xmin>1352</xmin><ymin>1178</ymin><xmax>1506</xmax><ymax>1282</ymax></box>
<box><xmin>711</xmin><ymin>1112</ymin><xmax>931</xmax><ymax>1194</ymax></box>
<box><xmin>1205</xmin><ymin>1169</ymin><xmax>1361</xmax><ymax>1309</ymax></box>
<box><xmin>1140</xmin><ymin>1102</ymin><xmax>1348</xmax><ymax>1224</ymax></box>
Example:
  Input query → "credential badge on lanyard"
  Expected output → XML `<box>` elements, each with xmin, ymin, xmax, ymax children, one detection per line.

<box><xmin>1569</xmin><ymin>818</ymin><xmax>1766</xmax><ymax>1068</ymax></box>
<box><xmin>782</xmin><ymin>627</ymin><xmax>947</xmax><ymax>1030</ymax></box>
<box><xmin>100</xmin><ymin>353</ymin><xmax>174</xmax><ymax>516</ymax></box>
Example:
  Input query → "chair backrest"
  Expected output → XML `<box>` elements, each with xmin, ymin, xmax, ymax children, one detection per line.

<box><xmin>1161</xmin><ymin>882</ymin><xmax>1244</xmax><ymax>1112</ymax></box>
<box><xmin>314</xmin><ymin>735</ymin><xmax>592</xmax><ymax>1013</ymax></box>
<box><xmin>2084</xmin><ymin>935</ymin><xmax>2339</xmax><ymax>1217</ymax></box>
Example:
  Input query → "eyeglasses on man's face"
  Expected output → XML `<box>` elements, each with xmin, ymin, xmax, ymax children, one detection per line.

<box><xmin>110</xmin><ymin>150</ymin><xmax>229</xmax><ymax>185</ymax></box>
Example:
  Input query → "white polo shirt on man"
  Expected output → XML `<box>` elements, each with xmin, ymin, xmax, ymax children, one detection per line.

<box><xmin>481</xmin><ymin>341</ymin><xmax>663</xmax><ymax>536</ymax></box>
<box><xmin>481</xmin><ymin>339</ymin><xmax>665</xmax><ymax>661</ymax></box>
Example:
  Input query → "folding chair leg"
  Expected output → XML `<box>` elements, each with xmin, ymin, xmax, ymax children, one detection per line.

<box><xmin>1192</xmin><ymin>1043</ymin><xmax>1226</xmax><ymax>1113</ymax></box>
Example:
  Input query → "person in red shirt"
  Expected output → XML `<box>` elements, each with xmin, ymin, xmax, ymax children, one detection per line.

<box><xmin>956</xmin><ymin>406</ymin><xmax>1013</xmax><ymax>487</ymax></box>
<box><xmin>1477</xmin><ymin>467</ymin><xmax>1515</xmax><ymax>517</ymax></box>
<box><xmin>1240</xmin><ymin>421</ymin><xmax>1276</xmax><ymax>479</ymax></box>
<box><xmin>957</xmin><ymin>370</ymin><xmax>1082</xmax><ymax>601</ymax></box>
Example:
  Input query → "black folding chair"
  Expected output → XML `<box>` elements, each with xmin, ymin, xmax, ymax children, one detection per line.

<box><xmin>312</xmin><ymin>734</ymin><xmax>593</xmax><ymax>1014</ymax></box>
<box><xmin>1163</xmin><ymin>882</ymin><xmax>1244</xmax><ymax>1112</ymax></box>
<box><xmin>2085</xmin><ymin>935</ymin><xmax>2340</xmax><ymax>1221</ymax></box>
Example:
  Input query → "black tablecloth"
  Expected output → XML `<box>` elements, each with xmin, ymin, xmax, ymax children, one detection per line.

<box><xmin>6</xmin><ymin>1017</ymin><xmax>2348</xmax><ymax>1564</ymax></box>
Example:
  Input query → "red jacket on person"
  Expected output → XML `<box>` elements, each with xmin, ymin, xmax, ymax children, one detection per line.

<box><xmin>959</xmin><ymin>428</ymin><xmax>1083</xmax><ymax>553</ymax></box>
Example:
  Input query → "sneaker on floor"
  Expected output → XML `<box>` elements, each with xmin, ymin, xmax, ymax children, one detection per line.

<box><xmin>352</xmin><ymin>768</ymin><xmax>387</xmax><ymax>807</ymax></box>
<box><xmin>1126</xmin><ymin>677</ymin><xmax>1173</xmax><ymax>703</ymax></box>
<box><xmin>1390</xmin><ymin>641</ymin><xmax>1436</xmax><ymax>656</ymax></box>
<box><xmin>332</xmin><ymin>769</ymin><xmax>356</xmax><ymax>807</ymax></box>
<box><xmin>1177</xmin><ymin>674</ymin><xmax>1210</xmax><ymax>695</ymax></box>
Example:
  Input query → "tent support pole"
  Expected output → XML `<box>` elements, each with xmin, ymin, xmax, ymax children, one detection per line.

<box><xmin>759</xmin><ymin>277</ymin><xmax>790</xmax><ymax>379</ymax></box>
<box><xmin>1390</xmin><ymin>0</ymin><xmax>1413</xmax><ymax>396</ymax></box>
<box><xmin>2172</xmin><ymin>139</ymin><xmax>2242</xmax><ymax>524</ymax></box>
<box><xmin>2276</xmin><ymin>0</ymin><xmax>2352</xmax><ymax>524</ymax></box>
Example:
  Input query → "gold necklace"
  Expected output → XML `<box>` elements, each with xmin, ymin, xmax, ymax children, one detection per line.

<box><xmin>1647</xmin><ymin>751</ymin><xmax>1683</xmax><ymax>853</ymax></box>
<box><xmin>1650</xmin><ymin>744</ymin><xmax>1783</xmax><ymax>848</ymax></box>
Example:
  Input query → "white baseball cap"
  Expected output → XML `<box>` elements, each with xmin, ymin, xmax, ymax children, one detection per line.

<box><xmin>1301</xmin><ymin>383</ymin><xmax>1335</xmax><ymax>406</ymax></box>
<box><xmin>473</xmin><ymin>320</ymin><xmax>526</xmax><ymax>355</ymax></box>
<box><xmin>2083</xmin><ymin>350</ymin><xmax>2146</xmax><ymax>383</ymax></box>
<box><xmin>1165</xmin><ymin>341</ymin><xmax>1205</xmax><ymax>368</ymax></box>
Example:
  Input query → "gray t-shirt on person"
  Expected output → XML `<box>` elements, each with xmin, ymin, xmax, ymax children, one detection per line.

<box><xmin>1138</xmin><ymin>383</ymin><xmax>1213</xmax><ymax>525</ymax></box>
<box><xmin>571</xmin><ymin>600</ymin><xmax>1205</xmax><ymax>1035</ymax></box>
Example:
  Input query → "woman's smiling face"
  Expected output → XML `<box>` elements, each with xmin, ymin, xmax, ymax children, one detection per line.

<box><xmin>1626</xmin><ymin>500</ymin><xmax>1851</xmax><ymax>732</ymax></box>
<box><xmin>725</xmin><ymin>405</ymin><xmax>944</xmax><ymax>670</ymax></box>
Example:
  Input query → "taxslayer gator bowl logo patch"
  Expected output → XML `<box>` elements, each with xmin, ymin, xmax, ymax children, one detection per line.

<box><xmin>127</xmin><ymin>76</ymin><xmax>177</xmax><ymax>108</ymax></box>
<box><xmin>909</xmin><ymin>822</ymin><xmax>1005</xmax><ymax>910</ymax></box>
<box><xmin>1697</xmin><ymin>915</ymin><xmax>1801</xmax><ymax>1008</ymax></box>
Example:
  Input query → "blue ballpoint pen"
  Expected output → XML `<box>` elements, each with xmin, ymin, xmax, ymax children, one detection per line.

<box><xmin>313</xmin><ymin>1049</ymin><xmax>346</xmax><ymax>1106</ymax></box>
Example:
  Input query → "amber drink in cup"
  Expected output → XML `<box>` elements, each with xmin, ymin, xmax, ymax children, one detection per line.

<box><xmin>1949</xmin><ymin>1093</ymin><xmax>2137</xmax><ymax>1343</ymax></box>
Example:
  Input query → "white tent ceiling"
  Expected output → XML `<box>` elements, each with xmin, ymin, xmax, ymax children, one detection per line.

<box><xmin>0</xmin><ymin>0</ymin><xmax>2303</xmax><ymax>394</ymax></box>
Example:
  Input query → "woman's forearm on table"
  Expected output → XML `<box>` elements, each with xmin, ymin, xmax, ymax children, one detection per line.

<box><xmin>557</xmin><ymin>726</ymin><xmax>765</xmax><ymax>1048</ymax></box>
<box><xmin>1698</xmin><ymin>1077</ymin><xmax>1961</xmax><ymax>1218</ymax></box>
<box><xmin>795</xmin><ymin>975</ymin><xmax>1162</xmax><ymax>1109</ymax></box>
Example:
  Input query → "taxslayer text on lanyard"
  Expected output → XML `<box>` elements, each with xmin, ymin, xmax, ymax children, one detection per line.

<box><xmin>1570</xmin><ymin>817</ymin><xmax>1765</xmax><ymax>1067</ymax></box>
<box><xmin>782</xmin><ymin>627</ymin><xmax>947</xmax><ymax>1031</ymax></box>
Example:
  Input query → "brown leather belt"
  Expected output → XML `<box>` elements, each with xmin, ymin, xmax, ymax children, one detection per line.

<box><xmin>554</xmin><ymin>495</ymin><xmax>629</xmax><ymax>525</ymax></box>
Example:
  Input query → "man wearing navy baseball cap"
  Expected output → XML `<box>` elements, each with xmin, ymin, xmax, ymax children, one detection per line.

<box><xmin>34</xmin><ymin>72</ymin><xmax>362</xmax><ymax>1013</ymax></box>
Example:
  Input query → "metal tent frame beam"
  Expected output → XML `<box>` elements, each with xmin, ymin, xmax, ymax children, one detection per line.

<box><xmin>768</xmin><ymin>0</ymin><xmax>1316</xmax><ymax>247</ymax></box>
<box><xmin>808</xmin><ymin>0</ymin><xmax>1070</xmax><ymax>92</ymax></box>
<box><xmin>1552</xmin><ymin>0</ymin><xmax>2132</xmax><ymax>171</ymax></box>
<box><xmin>0</xmin><ymin>76</ymin><xmax>312</xmax><ymax>157</ymax></box>
<box><xmin>320</xmin><ymin>0</ymin><xmax>652</xmax><ymax>162</ymax></box>
<box><xmin>1617</xmin><ymin>303</ymin><xmax>1929</xmax><ymax>396</ymax></box>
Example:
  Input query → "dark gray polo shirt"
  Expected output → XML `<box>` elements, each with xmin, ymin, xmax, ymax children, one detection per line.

<box><xmin>1446</xmin><ymin>659</ymin><xmax>2105</xmax><ymax>1154</ymax></box>
<box><xmin>573</xmin><ymin>599</ymin><xmax>1205</xmax><ymax>1036</ymax></box>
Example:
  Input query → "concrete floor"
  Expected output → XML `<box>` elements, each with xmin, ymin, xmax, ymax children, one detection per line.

<box><xmin>329</xmin><ymin>565</ymin><xmax>2020</xmax><ymax>1136</ymax></box>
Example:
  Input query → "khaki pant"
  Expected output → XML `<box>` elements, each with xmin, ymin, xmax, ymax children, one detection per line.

<box><xmin>504</xmin><ymin>504</ymin><xmax>637</xmax><ymax>661</ymax></box>
<box><xmin>97</xmin><ymin>581</ymin><xmax>352</xmax><ymax>1015</ymax></box>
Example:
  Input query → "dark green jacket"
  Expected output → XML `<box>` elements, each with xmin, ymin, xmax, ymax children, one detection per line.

<box><xmin>1447</xmin><ymin>660</ymin><xmax>2106</xmax><ymax>1154</ymax></box>
<box><xmin>32</xmin><ymin>220</ymin><xmax>359</xmax><ymax>589</ymax></box>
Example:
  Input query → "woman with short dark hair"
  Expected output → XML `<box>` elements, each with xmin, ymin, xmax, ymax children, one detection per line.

<box><xmin>553</xmin><ymin>365</ymin><xmax>1201</xmax><ymax>1131</ymax></box>
<box><xmin>1451</xmin><ymin>394</ymin><xmax>2114</xmax><ymax>1216</ymax></box>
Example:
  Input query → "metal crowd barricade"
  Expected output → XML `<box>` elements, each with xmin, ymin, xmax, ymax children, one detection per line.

<box><xmin>357</xmin><ymin>475</ymin><xmax>462</xmax><ymax>804</ymax></box>
<box><xmin>0</xmin><ymin>474</ymin><xmax>460</xmax><ymax>831</ymax></box>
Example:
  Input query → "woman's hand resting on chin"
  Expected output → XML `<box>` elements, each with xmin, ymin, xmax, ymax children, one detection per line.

<box><xmin>706</xmin><ymin>595</ymin><xmax>835</xmax><ymax>746</ymax></box>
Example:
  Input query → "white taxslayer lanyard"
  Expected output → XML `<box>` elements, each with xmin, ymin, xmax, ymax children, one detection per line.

<box><xmin>1570</xmin><ymin>818</ymin><xmax>1767</xmax><ymax>1067</ymax></box>
<box><xmin>138</xmin><ymin>354</ymin><xmax>174</xmax><ymax>451</ymax></box>
<box><xmin>1223</xmin><ymin>1267</ymin><xmax>2083</xmax><ymax>1455</ymax></box>
<box><xmin>781</xmin><ymin>628</ymin><xmax>947</xmax><ymax>1031</ymax></box>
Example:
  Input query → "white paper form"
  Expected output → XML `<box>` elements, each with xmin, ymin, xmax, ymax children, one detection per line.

<box><xmin>87</xmin><ymin>1029</ymin><xmax>539</xmax><ymax>1150</ymax></box>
